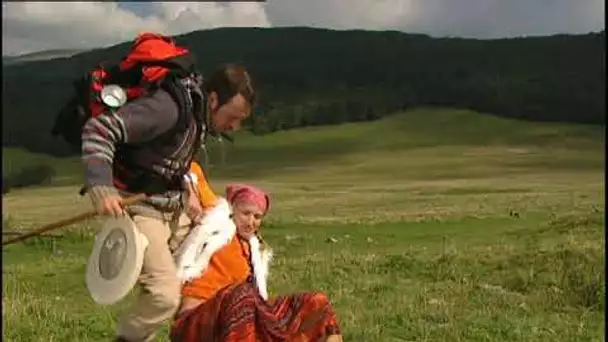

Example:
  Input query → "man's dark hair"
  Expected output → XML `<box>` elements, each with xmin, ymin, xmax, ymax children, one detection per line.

<box><xmin>204</xmin><ymin>63</ymin><xmax>256</xmax><ymax>107</ymax></box>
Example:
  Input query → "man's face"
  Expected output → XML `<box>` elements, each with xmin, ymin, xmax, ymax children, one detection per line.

<box><xmin>208</xmin><ymin>93</ymin><xmax>251</xmax><ymax>133</ymax></box>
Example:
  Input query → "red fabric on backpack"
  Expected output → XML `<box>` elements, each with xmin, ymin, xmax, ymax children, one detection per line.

<box><xmin>119</xmin><ymin>32</ymin><xmax>190</xmax><ymax>83</ymax></box>
<box><xmin>87</xmin><ymin>32</ymin><xmax>191</xmax><ymax>119</ymax></box>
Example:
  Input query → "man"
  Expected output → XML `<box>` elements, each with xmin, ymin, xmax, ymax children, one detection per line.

<box><xmin>82</xmin><ymin>63</ymin><xmax>256</xmax><ymax>342</ymax></box>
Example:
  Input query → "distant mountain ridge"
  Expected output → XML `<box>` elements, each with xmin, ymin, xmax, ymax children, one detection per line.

<box><xmin>2</xmin><ymin>49</ymin><xmax>87</xmax><ymax>65</ymax></box>
<box><xmin>2</xmin><ymin>27</ymin><xmax>604</xmax><ymax>157</ymax></box>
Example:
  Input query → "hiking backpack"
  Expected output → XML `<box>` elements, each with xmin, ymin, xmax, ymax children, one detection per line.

<box><xmin>51</xmin><ymin>32</ymin><xmax>200</xmax><ymax>152</ymax></box>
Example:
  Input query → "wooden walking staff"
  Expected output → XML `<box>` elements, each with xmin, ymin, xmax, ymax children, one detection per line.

<box><xmin>2</xmin><ymin>194</ymin><xmax>147</xmax><ymax>246</ymax></box>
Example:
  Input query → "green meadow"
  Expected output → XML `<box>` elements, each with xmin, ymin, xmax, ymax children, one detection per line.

<box><xmin>2</xmin><ymin>108</ymin><xmax>605</xmax><ymax>341</ymax></box>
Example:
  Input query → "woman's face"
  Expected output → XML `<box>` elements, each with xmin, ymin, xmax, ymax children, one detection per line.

<box><xmin>232</xmin><ymin>202</ymin><xmax>264</xmax><ymax>239</ymax></box>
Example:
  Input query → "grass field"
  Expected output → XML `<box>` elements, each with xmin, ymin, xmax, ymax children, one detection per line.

<box><xmin>2</xmin><ymin>108</ymin><xmax>605</xmax><ymax>341</ymax></box>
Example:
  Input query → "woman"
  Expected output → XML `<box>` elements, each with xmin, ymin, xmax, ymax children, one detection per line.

<box><xmin>171</xmin><ymin>184</ymin><xmax>343</xmax><ymax>342</ymax></box>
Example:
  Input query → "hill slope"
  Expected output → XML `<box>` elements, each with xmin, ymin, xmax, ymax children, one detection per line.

<box><xmin>2</xmin><ymin>109</ymin><xmax>604</xmax><ymax>342</ymax></box>
<box><xmin>2</xmin><ymin>27</ymin><xmax>605</xmax><ymax>156</ymax></box>
<box><xmin>3</xmin><ymin>107</ymin><xmax>604</xmax><ymax>228</ymax></box>
<box><xmin>211</xmin><ymin>107</ymin><xmax>604</xmax><ymax>177</ymax></box>
<box><xmin>2</xmin><ymin>49</ymin><xmax>86</xmax><ymax>66</ymax></box>
<box><xmin>4</xmin><ymin>107</ymin><xmax>603</xmax><ymax>185</ymax></box>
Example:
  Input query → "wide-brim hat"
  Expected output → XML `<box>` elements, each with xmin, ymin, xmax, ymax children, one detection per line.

<box><xmin>85</xmin><ymin>215</ymin><xmax>148</xmax><ymax>305</ymax></box>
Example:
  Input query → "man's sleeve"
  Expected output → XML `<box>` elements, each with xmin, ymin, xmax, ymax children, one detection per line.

<box><xmin>81</xmin><ymin>89</ymin><xmax>180</xmax><ymax>204</ymax></box>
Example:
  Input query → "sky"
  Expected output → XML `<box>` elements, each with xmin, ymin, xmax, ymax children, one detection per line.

<box><xmin>2</xmin><ymin>1</ymin><xmax>605</xmax><ymax>56</ymax></box>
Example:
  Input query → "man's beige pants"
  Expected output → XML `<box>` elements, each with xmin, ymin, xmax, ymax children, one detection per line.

<box><xmin>117</xmin><ymin>213</ymin><xmax>192</xmax><ymax>342</ymax></box>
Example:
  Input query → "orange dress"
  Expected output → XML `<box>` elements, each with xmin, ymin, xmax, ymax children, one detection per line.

<box><xmin>181</xmin><ymin>236</ymin><xmax>251</xmax><ymax>302</ymax></box>
<box><xmin>188</xmin><ymin>161</ymin><xmax>217</xmax><ymax>208</ymax></box>
<box><xmin>183</xmin><ymin>161</ymin><xmax>249</xmax><ymax>301</ymax></box>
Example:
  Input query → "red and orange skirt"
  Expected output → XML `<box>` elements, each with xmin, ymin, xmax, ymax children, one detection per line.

<box><xmin>171</xmin><ymin>282</ymin><xmax>341</xmax><ymax>342</ymax></box>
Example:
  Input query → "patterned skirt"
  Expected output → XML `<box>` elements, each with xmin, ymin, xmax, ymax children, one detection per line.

<box><xmin>170</xmin><ymin>282</ymin><xmax>341</xmax><ymax>342</ymax></box>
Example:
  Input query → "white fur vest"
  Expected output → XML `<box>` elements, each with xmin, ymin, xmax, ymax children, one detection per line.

<box><xmin>174</xmin><ymin>198</ymin><xmax>273</xmax><ymax>300</ymax></box>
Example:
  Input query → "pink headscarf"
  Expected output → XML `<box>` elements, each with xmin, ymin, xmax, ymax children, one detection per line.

<box><xmin>226</xmin><ymin>184</ymin><xmax>270</xmax><ymax>214</ymax></box>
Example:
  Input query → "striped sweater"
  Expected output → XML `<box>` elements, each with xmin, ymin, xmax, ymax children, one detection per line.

<box><xmin>82</xmin><ymin>88</ymin><xmax>191</xmax><ymax>212</ymax></box>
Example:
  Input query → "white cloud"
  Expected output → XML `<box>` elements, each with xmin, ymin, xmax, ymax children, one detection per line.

<box><xmin>156</xmin><ymin>2</ymin><xmax>271</xmax><ymax>35</ymax></box>
<box><xmin>263</xmin><ymin>0</ymin><xmax>418</xmax><ymax>31</ymax></box>
<box><xmin>2</xmin><ymin>2</ymin><xmax>270</xmax><ymax>56</ymax></box>
<box><xmin>264</xmin><ymin>0</ymin><xmax>604</xmax><ymax>38</ymax></box>
<box><xmin>2</xmin><ymin>1</ymin><xmax>604</xmax><ymax>56</ymax></box>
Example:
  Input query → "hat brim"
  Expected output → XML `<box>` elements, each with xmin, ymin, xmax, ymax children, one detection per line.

<box><xmin>85</xmin><ymin>216</ymin><xmax>148</xmax><ymax>305</ymax></box>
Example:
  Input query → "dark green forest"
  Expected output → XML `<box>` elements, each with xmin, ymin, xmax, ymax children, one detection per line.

<box><xmin>2</xmin><ymin>27</ymin><xmax>605</xmax><ymax>156</ymax></box>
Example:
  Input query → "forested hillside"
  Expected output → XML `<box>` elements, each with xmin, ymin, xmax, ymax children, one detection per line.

<box><xmin>2</xmin><ymin>27</ymin><xmax>604</xmax><ymax>156</ymax></box>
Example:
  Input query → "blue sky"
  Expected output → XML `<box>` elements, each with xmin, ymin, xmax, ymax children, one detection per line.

<box><xmin>3</xmin><ymin>1</ymin><xmax>605</xmax><ymax>56</ymax></box>
<box><xmin>117</xmin><ymin>2</ymin><xmax>159</xmax><ymax>18</ymax></box>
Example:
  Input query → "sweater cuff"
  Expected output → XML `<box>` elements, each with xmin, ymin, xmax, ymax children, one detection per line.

<box><xmin>89</xmin><ymin>185</ymin><xmax>119</xmax><ymax>208</ymax></box>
